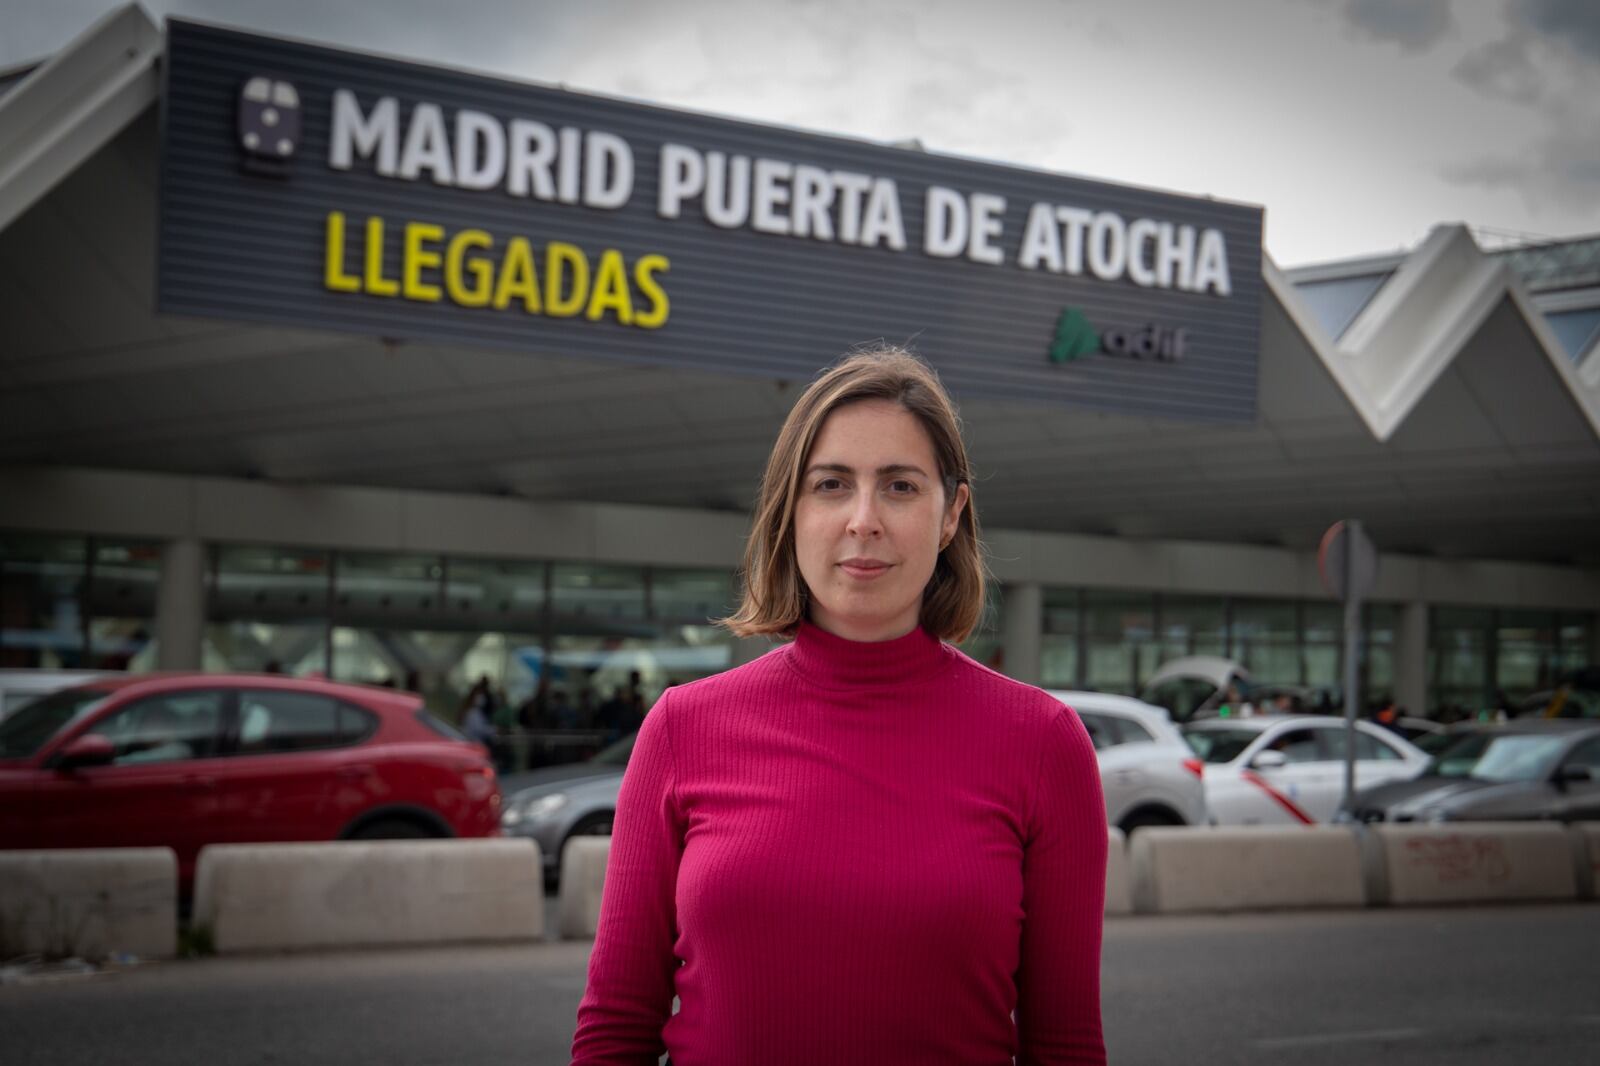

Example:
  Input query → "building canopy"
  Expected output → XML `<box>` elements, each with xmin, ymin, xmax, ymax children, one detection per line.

<box><xmin>1</xmin><ymin>5</ymin><xmax>1598</xmax><ymax>567</ymax></box>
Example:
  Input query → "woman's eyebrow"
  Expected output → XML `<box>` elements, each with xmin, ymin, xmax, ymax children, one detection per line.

<box><xmin>804</xmin><ymin>462</ymin><xmax>931</xmax><ymax>477</ymax></box>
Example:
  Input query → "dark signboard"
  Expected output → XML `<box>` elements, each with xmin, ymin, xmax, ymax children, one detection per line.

<box><xmin>158</xmin><ymin>20</ymin><xmax>1263</xmax><ymax>421</ymax></box>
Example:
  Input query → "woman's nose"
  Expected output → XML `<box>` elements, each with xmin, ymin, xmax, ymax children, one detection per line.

<box><xmin>846</xmin><ymin>489</ymin><xmax>884</xmax><ymax>537</ymax></box>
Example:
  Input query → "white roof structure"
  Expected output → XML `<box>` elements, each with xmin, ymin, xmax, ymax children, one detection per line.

<box><xmin>2</xmin><ymin>6</ymin><xmax>1598</xmax><ymax>567</ymax></box>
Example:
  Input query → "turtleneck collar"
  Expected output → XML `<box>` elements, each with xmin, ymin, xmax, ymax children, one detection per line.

<box><xmin>787</xmin><ymin>619</ymin><xmax>950</xmax><ymax>690</ymax></box>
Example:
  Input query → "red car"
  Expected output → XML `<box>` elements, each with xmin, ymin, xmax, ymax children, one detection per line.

<box><xmin>0</xmin><ymin>674</ymin><xmax>501</xmax><ymax>892</ymax></box>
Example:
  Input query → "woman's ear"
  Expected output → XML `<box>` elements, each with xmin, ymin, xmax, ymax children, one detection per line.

<box><xmin>941</xmin><ymin>482</ymin><xmax>970</xmax><ymax>547</ymax></box>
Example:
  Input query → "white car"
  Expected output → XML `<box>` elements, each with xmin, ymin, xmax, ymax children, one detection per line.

<box><xmin>1049</xmin><ymin>691</ymin><xmax>1209</xmax><ymax>833</ymax></box>
<box><xmin>1182</xmin><ymin>714</ymin><xmax>1429</xmax><ymax>825</ymax></box>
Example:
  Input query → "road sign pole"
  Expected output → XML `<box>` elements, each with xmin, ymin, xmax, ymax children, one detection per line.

<box><xmin>1341</xmin><ymin>520</ymin><xmax>1363</xmax><ymax>816</ymax></box>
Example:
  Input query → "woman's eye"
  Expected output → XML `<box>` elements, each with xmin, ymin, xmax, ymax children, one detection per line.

<box><xmin>887</xmin><ymin>480</ymin><xmax>917</xmax><ymax>494</ymax></box>
<box><xmin>814</xmin><ymin>477</ymin><xmax>844</xmax><ymax>492</ymax></box>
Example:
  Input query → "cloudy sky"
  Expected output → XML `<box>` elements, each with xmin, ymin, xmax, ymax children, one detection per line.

<box><xmin>5</xmin><ymin>0</ymin><xmax>1596</xmax><ymax>266</ymax></box>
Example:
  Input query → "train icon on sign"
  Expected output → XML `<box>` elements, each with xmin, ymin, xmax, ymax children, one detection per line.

<box><xmin>237</xmin><ymin>76</ymin><xmax>301</xmax><ymax>176</ymax></box>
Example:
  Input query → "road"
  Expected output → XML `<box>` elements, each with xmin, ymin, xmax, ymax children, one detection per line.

<box><xmin>4</xmin><ymin>904</ymin><xmax>1598</xmax><ymax>1064</ymax></box>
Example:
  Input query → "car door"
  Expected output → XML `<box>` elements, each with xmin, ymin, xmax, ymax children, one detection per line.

<box><xmin>1318</xmin><ymin>724</ymin><xmax>1418</xmax><ymax>794</ymax></box>
<box><xmin>205</xmin><ymin>688</ymin><xmax>375</xmax><ymax>843</ymax></box>
<box><xmin>1555</xmin><ymin>736</ymin><xmax>1600</xmax><ymax>822</ymax></box>
<box><xmin>1247</xmin><ymin>726</ymin><xmax>1342</xmax><ymax>823</ymax></box>
<box><xmin>33</xmin><ymin>689</ymin><xmax>230</xmax><ymax>869</ymax></box>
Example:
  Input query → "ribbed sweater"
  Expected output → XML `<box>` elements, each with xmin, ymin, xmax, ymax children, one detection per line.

<box><xmin>570</xmin><ymin>621</ymin><xmax>1108</xmax><ymax>1065</ymax></box>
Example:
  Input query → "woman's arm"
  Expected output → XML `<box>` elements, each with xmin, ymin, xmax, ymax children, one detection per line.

<box><xmin>1016</xmin><ymin>703</ymin><xmax>1109</xmax><ymax>1065</ymax></box>
<box><xmin>570</xmin><ymin>691</ymin><xmax>685</xmax><ymax>1065</ymax></box>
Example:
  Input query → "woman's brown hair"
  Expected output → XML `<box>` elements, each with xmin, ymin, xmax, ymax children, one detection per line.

<box><xmin>719</xmin><ymin>347</ymin><xmax>986</xmax><ymax>642</ymax></box>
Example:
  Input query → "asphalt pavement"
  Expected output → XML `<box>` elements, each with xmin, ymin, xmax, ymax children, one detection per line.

<box><xmin>3</xmin><ymin>903</ymin><xmax>1598</xmax><ymax>1064</ymax></box>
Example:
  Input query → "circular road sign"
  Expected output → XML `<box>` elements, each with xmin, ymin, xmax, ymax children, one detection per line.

<box><xmin>1318</xmin><ymin>520</ymin><xmax>1378</xmax><ymax>602</ymax></box>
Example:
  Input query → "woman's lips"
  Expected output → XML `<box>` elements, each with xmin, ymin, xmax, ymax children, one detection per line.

<box><xmin>838</xmin><ymin>559</ymin><xmax>891</xmax><ymax>579</ymax></box>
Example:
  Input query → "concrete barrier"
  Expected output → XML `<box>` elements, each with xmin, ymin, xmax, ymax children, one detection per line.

<box><xmin>0</xmin><ymin>848</ymin><xmax>176</xmax><ymax>960</ymax></box>
<box><xmin>1131</xmin><ymin>827</ymin><xmax>1365</xmax><ymax>914</ymax></box>
<box><xmin>558</xmin><ymin>837</ymin><xmax>611</xmax><ymax>939</ymax></box>
<box><xmin>1104</xmin><ymin>829</ymin><xmax>1131</xmax><ymax>916</ymax></box>
<box><xmin>1362</xmin><ymin>824</ymin><xmax>1577</xmax><ymax>906</ymax></box>
<box><xmin>192</xmin><ymin>839</ymin><xmax>543</xmax><ymax>953</ymax></box>
<box><xmin>1566</xmin><ymin>824</ymin><xmax>1599</xmax><ymax>901</ymax></box>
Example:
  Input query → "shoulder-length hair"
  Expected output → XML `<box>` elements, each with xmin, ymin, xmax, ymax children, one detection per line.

<box><xmin>719</xmin><ymin>347</ymin><xmax>986</xmax><ymax>643</ymax></box>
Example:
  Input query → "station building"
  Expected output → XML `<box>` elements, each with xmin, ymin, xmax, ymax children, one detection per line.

<box><xmin>2</xmin><ymin>6</ymin><xmax>1597</xmax><ymax>725</ymax></box>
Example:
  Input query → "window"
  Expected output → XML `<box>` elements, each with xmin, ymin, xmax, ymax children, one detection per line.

<box><xmin>0</xmin><ymin>688</ymin><xmax>111</xmax><ymax>758</ymax></box>
<box><xmin>1159</xmin><ymin>595</ymin><xmax>1227</xmax><ymax>661</ymax></box>
<box><xmin>1183</xmin><ymin>727</ymin><xmax>1259</xmax><ymax>764</ymax></box>
<box><xmin>1320</xmin><ymin>727</ymin><xmax>1402</xmax><ymax>761</ymax></box>
<box><xmin>1040</xmin><ymin>587</ymin><xmax>1080</xmax><ymax>689</ymax></box>
<box><xmin>335</xmin><ymin>552</ymin><xmax>440</xmax><ymax>615</ymax></box>
<box><xmin>1078</xmin><ymin>712</ymin><xmax>1116</xmax><ymax>751</ymax></box>
<box><xmin>95</xmin><ymin>691</ymin><xmax>226</xmax><ymax>765</ymax></box>
<box><xmin>1</xmin><ymin>533</ymin><xmax>160</xmax><ymax>671</ymax></box>
<box><xmin>1084</xmin><ymin>590</ymin><xmax>1156</xmax><ymax>696</ymax></box>
<box><xmin>651</xmin><ymin>568</ymin><xmax>735</xmax><ymax>623</ymax></box>
<box><xmin>1264</xmin><ymin>728</ymin><xmax>1323</xmax><ymax>764</ymax></box>
<box><xmin>1116</xmin><ymin>716</ymin><xmax>1158</xmax><ymax>743</ymax></box>
<box><xmin>551</xmin><ymin>564</ymin><xmax>646</xmax><ymax>622</ymax></box>
<box><xmin>233</xmin><ymin>690</ymin><xmax>373</xmax><ymax>754</ymax></box>
<box><xmin>1231</xmin><ymin>599</ymin><xmax>1298</xmax><ymax>684</ymax></box>
<box><xmin>1563</xmin><ymin>737</ymin><xmax>1600</xmax><ymax>775</ymax></box>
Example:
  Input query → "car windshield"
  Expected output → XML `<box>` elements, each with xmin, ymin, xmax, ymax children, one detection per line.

<box><xmin>1183</xmin><ymin>727</ymin><xmax>1260</xmax><ymax>764</ymax></box>
<box><xmin>1427</xmin><ymin>733</ymin><xmax>1568</xmax><ymax>783</ymax></box>
<box><xmin>0</xmin><ymin>687</ymin><xmax>112</xmax><ymax>758</ymax></box>
<box><xmin>591</xmin><ymin>732</ymin><xmax>637</xmax><ymax>767</ymax></box>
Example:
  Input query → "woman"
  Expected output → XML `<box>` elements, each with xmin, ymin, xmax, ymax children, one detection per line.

<box><xmin>571</xmin><ymin>349</ymin><xmax>1107</xmax><ymax>1065</ymax></box>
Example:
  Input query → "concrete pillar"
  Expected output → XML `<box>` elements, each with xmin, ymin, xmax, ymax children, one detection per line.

<box><xmin>156</xmin><ymin>537</ymin><xmax>205</xmax><ymax>670</ymax></box>
<box><xmin>1002</xmin><ymin>582</ymin><xmax>1043</xmax><ymax>686</ymax></box>
<box><xmin>1396</xmin><ymin>600</ymin><xmax>1429</xmax><ymax>717</ymax></box>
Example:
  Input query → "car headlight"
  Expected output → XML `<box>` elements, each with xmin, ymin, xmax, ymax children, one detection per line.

<box><xmin>502</xmin><ymin>792</ymin><xmax>570</xmax><ymax>828</ymax></box>
<box><xmin>1420</xmin><ymin>807</ymin><xmax>1450</xmax><ymax>824</ymax></box>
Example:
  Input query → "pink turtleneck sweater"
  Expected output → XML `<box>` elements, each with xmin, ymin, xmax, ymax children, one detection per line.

<box><xmin>570</xmin><ymin>622</ymin><xmax>1107</xmax><ymax>1065</ymax></box>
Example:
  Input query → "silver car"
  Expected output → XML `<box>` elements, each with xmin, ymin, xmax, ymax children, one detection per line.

<box><xmin>501</xmin><ymin>733</ymin><xmax>633</xmax><ymax>888</ymax></box>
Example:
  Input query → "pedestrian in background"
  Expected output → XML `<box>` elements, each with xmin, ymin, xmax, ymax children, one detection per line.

<box><xmin>459</xmin><ymin>676</ymin><xmax>497</xmax><ymax>755</ymax></box>
<box><xmin>571</xmin><ymin>348</ymin><xmax>1108</xmax><ymax>1065</ymax></box>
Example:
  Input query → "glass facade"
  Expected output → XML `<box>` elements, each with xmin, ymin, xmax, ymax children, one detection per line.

<box><xmin>1035</xmin><ymin>588</ymin><xmax>1405</xmax><ymax>711</ymax></box>
<box><xmin>6</xmin><ymin>530</ymin><xmax>1596</xmax><ymax>741</ymax></box>
<box><xmin>1</xmin><ymin>532</ymin><xmax>159</xmax><ymax>670</ymax></box>
<box><xmin>201</xmin><ymin>545</ymin><xmax>738</xmax><ymax>767</ymax></box>
<box><xmin>1083</xmin><ymin>590</ymin><xmax>1157</xmax><ymax>696</ymax></box>
<box><xmin>1428</xmin><ymin>606</ymin><xmax>1594</xmax><ymax>720</ymax></box>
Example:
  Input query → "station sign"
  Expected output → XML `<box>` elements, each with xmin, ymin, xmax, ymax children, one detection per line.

<box><xmin>158</xmin><ymin>20</ymin><xmax>1264</xmax><ymax>420</ymax></box>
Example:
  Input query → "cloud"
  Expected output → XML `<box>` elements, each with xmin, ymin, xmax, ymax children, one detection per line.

<box><xmin>1453</xmin><ymin>32</ymin><xmax>1544</xmax><ymax>104</ymax></box>
<box><xmin>1453</xmin><ymin>0</ymin><xmax>1600</xmax><ymax>107</ymax></box>
<box><xmin>1442</xmin><ymin>134</ymin><xmax>1600</xmax><ymax>214</ymax></box>
<box><xmin>1339</xmin><ymin>0</ymin><xmax>1454</xmax><ymax>52</ymax></box>
<box><xmin>1516</xmin><ymin>0</ymin><xmax>1600</xmax><ymax>64</ymax></box>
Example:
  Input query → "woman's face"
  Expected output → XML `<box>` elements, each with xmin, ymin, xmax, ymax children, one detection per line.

<box><xmin>793</xmin><ymin>399</ymin><xmax>969</xmax><ymax>642</ymax></box>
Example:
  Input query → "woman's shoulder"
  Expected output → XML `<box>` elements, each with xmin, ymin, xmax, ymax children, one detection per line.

<box><xmin>653</xmin><ymin>642</ymin><xmax>795</xmax><ymax>714</ymax></box>
<box><xmin>940</xmin><ymin>647</ymin><xmax>1090</xmax><ymax>753</ymax></box>
<box><xmin>943</xmin><ymin>645</ymin><xmax>1071</xmax><ymax>716</ymax></box>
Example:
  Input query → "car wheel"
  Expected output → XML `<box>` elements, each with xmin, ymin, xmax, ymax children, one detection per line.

<box><xmin>1119</xmin><ymin>809</ymin><xmax>1184</xmax><ymax>835</ymax></box>
<box><xmin>564</xmin><ymin>812</ymin><xmax>614</xmax><ymax>847</ymax></box>
<box><xmin>347</xmin><ymin>817</ymin><xmax>437</xmax><ymax>840</ymax></box>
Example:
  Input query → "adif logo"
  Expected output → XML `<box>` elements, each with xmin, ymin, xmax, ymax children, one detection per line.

<box><xmin>1049</xmin><ymin>307</ymin><xmax>1100</xmax><ymax>363</ymax></box>
<box><xmin>237</xmin><ymin>77</ymin><xmax>302</xmax><ymax>177</ymax></box>
<box><xmin>1048</xmin><ymin>307</ymin><xmax>1188</xmax><ymax>365</ymax></box>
